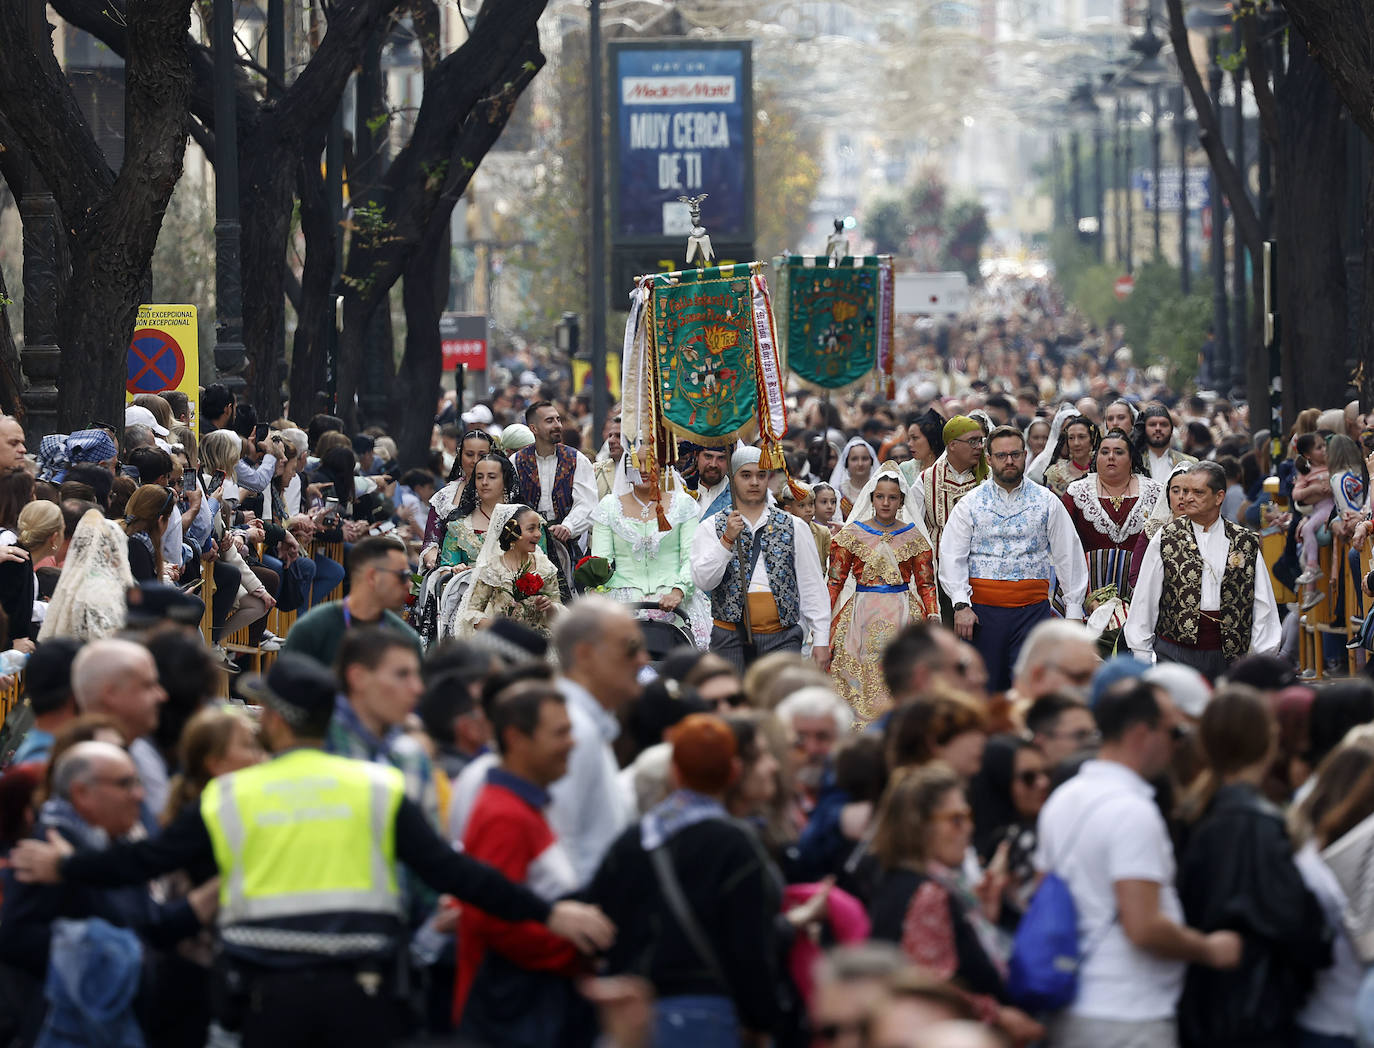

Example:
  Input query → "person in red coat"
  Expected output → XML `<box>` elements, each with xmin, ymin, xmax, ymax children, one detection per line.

<box><xmin>454</xmin><ymin>675</ymin><xmax>593</xmax><ymax>1046</ymax></box>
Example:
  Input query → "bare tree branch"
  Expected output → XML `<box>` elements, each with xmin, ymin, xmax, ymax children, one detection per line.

<box><xmin>1164</xmin><ymin>0</ymin><xmax>1263</xmax><ymax>258</ymax></box>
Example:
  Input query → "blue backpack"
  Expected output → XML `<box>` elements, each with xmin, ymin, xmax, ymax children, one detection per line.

<box><xmin>1006</xmin><ymin>795</ymin><xmax>1123</xmax><ymax>1012</ymax></box>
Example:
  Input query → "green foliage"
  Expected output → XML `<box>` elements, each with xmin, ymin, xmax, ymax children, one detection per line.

<box><xmin>865</xmin><ymin>197</ymin><xmax>911</xmax><ymax>255</ymax></box>
<box><xmin>943</xmin><ymin>199</ymin><xmax>989</xmax><ymax>284</ymax></box>
<box><xmin>1050</xmin><ymin>227</ymin><xmax>1211</xmax><ymax>387</ymax></box>
<box><xmin>863</xmin><ymin>170</ymin><xmax>990</xmax><ymax>281</ymax></box>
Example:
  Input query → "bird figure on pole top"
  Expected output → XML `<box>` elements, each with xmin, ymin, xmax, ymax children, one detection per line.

<box><xmin>679</xmin><ymin>194</ymin><xmax>714</xmax><ymax>267</ymax></box>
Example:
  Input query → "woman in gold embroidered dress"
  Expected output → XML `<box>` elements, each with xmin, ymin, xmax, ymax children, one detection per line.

<box><xmin>828</xmin><ymin>463</ymin><xmax>940</xmax><ymax>723</ymax></box>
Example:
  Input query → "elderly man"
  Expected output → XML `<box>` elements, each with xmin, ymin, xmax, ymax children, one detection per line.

<box><xmin>939</xmin><ymin>427</ymin><xmax>1088</xmax><ymax>692</ymax></box>
<box><xmin>1125</xmin><ymin>461</ymin><xmax>1282</xmax><ymax>680</ymax></box>
<box><xmin>1009</xmin><ymin>619</ymin><xmax>1102</xmax><ymax>707</ymax></box>
<box><xmin>775</xmin><ymin>685</ymin><xmax>853</xmax><ymax>810</ymax></box>
<box><xmin>0</xmin><ymin>741</ymin><xmax>213</xmax><ymax>1040</ymax></box>
<box><xmin>1139</xmin><ymin>404</ymin><xmax>1196</xmax><ymax>484</ymax></box>
<box><xmin>692</xmin><ymin>447</ymin><xmax>831</xmax><ymax>672</ymax></box>
<box><xmin>71</xmin><ymin>638</ymin><xmax>169</xmax><ymax>812</ymax></box>
<box><xmin>550</xmin><ymin>597</ymin><xmax>649</xmax><ymax>885</ymax></box>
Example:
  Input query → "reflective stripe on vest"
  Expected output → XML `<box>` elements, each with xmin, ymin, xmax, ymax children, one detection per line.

<box><xmin>202</xmin><ymin>749</ymin><xmax>405</xmax><ymax>925</ymax></box>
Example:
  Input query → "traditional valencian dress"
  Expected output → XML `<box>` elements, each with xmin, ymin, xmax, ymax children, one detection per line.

<box><xmin>449</xmin><ymin>505</ymin><xmax>564</xmax><ymax>639</ymax></box>
<box><xmin>1062</xmin><ymin>474</ymin><xmax>1162</xmax><ymax>605</ymax></box>
<box><xmin>919</xmin><ymin>454</ymin><xmax>981</xmax><ymax>559</ymax></box>
<box><xmin>1043</xmin><ymin>459</ymin><xmax>1090</xmax><ymax>497</ymax></box>
<box><xmin>828</xmin><ymin>520</ymin><xmax>939</xmax><ymax>721</ymax></box>
<box><xmin>591</xmin><ymin>491</ymin><xmax>709</xmax><ymax>648</ymax></box>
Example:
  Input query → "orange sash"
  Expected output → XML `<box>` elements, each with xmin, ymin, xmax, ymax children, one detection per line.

<box><xmin>713</xmin><ymin>592</ymin><xmax>785</xmax><ymax>634</ymax></box>
<box><xmin>970</xmin><ymin>577</ymin><xmax>1049</xmax><ymax>608</ymax></box>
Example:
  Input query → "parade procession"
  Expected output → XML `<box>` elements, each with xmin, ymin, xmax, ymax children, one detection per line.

<box><xmin>5</xmin><ymin>0</ymin><xmax>1374</xmax><ymax>1046</ymax></box>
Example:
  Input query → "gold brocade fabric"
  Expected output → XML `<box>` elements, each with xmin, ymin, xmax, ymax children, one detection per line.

<box><xmin>827</xmin><ymin>524</ymin><xmax>939</xmax><ymax>723</ymax></box>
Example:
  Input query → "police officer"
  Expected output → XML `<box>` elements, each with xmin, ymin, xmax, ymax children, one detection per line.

<box><xmin>9</xmin><ymin>653</ymin><xmax>615</xmax><ymax>1047</ymax></box>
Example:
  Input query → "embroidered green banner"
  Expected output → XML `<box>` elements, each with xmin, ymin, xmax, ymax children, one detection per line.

<box><xmin>650</xmin><ymin>265</ymin><xmax>760</xmax><ymax>443</ymax></box>
<box><xmin>786</xmin><ymin>256</ymin><xmax>883</xmax><ymax>391</ymax></box>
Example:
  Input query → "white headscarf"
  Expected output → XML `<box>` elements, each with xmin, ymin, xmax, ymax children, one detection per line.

<box><xmin>39</xmin><ymin>511</ymin><xmax>133</xmax><ymax>642</ymax></box>
<box><xmin>1143</xmin><ymin>462</ymin><xmax>1192</xmax><ymax>538</ymax></box>
<box><xmin>828</xmin><ymin>436</ymin><xmax>879</xmax><ymax>507</ymax></box>
<box><xmin>1027</xmin><ymin>403</ymin><xmax>1077</xmax><ymax>486</ymax></box>
<box><xmin>454</xmin><ymin>503</ymin><xmax>524</xmax><ymax>628</ymax></box>
<box><xmin>844</xmin><ymin>460</ymin><xmax>935</xmax><ymax>552</ymax></box>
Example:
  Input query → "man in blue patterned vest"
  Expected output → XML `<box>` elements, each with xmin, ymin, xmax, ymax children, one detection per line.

<box><xmin>938</xmin><ymin>426</ymin><xmax>1090</xmax><ymax>693</ymax></box>
<box><xmin>691</xmin><ymin>447</ymin><xmax>832</xmax><ymax>672</ymax></box>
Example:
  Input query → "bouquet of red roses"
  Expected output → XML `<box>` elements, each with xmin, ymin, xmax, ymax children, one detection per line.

<box><xmin>573</xmin><ymin>555</ymin><xmax>612</xmax><ymax>591</ymax></box>
<box><xmin>510</xmin><ymin>566</ymin><xmax>545</xmax><ymax>602</ymax></box>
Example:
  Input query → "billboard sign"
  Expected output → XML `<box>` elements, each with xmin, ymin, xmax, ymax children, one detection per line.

<box><xmin>610</xmin><ymin>40</ymin><xmax>754</xmax><ymax>247</ymax></box>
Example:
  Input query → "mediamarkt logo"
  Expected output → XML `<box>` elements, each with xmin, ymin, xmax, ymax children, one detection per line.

<box><xmin>622</xmin><ymin>76</ymin><xmax>736</xmax><ymax>105</ymax></box>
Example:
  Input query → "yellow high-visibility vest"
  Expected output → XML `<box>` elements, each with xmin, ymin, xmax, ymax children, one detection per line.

<box><xmin>201</xmin><ymin>748</ymin><xmax>405</xmax><ymax>957</ymax></box>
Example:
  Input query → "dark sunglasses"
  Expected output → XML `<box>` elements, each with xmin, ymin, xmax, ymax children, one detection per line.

<box><xmin>704</xmin><ymin>691</ymin><xmax>748</xmax><ymax>711</ymax></box>
<box><xmin>1016</xmin><ymin>769</ymin><xmax>1050</xmax><ymax>788</ymax></box>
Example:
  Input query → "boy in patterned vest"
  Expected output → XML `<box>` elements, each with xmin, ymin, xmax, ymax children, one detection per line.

<box><xmin>1125</xmin><ymin>462</ymin><xmax>1282</xmax><ymax>680</ymax></box>
<box><xmin>691</xmin><ymin>447</ymin><xmax>831</xmax><ymax>672</ymax></box>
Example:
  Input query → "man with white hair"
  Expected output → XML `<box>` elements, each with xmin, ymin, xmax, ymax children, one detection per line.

<box><xmin>692</xmin><ymin>446</ymin><xmax>831</xmax><ymax>672</ymax></box>
<box><xmin>776</xmin><ymin>685</ymin><xmax>853</xmax><ymax>810</ymax></box>
<box><xmin>71</xmin><ymin>639</ymin><xmax>169</xmax><ymax>812</ymax></box>
<box><xmin>1009</xmin><ymin>619</ymin><xmax>1102</xmax><ymax>706</ymax></box>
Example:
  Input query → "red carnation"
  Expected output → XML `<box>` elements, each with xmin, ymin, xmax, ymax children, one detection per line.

<box><xmin>513</xmin><ymin>571</ymin><xmax>544</xmax><ymax>599</ymax></box>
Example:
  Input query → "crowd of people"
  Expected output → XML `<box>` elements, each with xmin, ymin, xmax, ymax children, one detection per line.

<box><xmin>1</xmin><ymin>278</ymin><xmax>1374</xmax><ymax>1048</ymax></box>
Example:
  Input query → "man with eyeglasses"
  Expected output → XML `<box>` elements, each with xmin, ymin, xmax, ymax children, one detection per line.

<box><xmin>284</xmin><ymin>535</ymin><xmax>422</xmax><ymax>669</ymax></box>
<box><xmin>916</xmin><ymin>416</ymin><xmax>987</xmax><ymax>570</ymax></box>
<box><xmin>939</xmin><ymin>426</ymin><xmax>1088</xmax><ymax>694</ymax></box>
<box><xmin>1009</xmin><ymin>619</ymin><xmax>1102</xmax><ymax>709</ymax></box>
<box><xmin>0</xmin><ymin>741</ymin><xmax>217</xmax><ymax>1041</ymax></box>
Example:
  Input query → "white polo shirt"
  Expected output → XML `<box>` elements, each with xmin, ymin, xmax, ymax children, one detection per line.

<box><xmin>1034</xmin><ymin>759</ymin><xmax>1185</xmax><ymax>1021</ymax></box>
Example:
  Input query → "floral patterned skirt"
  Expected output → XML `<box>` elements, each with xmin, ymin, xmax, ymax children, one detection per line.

<box><xmin>830</xmin><ymin>589</ymin><xmax>925</xmax><ymax>723</ymax></box>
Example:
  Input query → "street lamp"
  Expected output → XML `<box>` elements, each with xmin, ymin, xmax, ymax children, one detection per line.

<box><xmin>1065</xmin><ymin>81</ymin><xmax>1100</xmax><ymax>256</ymax></box>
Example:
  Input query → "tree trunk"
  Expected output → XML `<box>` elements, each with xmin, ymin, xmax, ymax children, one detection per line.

<box><xmin>0</xmin><ymin>0</ymin><xmax>193</xmax><ymax>433</ymax></box>
<box><xmin>0</xmin><ymin>267</ymin><xmax>27</xmax><ymax>418</ymax></box>
<box><xmin>334</xmin><ymin>0</ymin><xmax>547</xmax><ymax>425</ymax></box>
<box><xmin>1275</xmin><ymin>29</ymin><xmax>1350</xmax><ymax>419</ymax></box>
<box><xmin>394</xmin><ymin>220</ymin><xmax>448</xmax><ymax>469</ymax></box>
<box><xmin>239</xmin><ymin>149</ymin><xmax>299</xmax><ymax>417</ymax></box>
<box><xmin>1280</xmin><ymin>0</ymin><xmax>1374</xmax><ymax>144</ymax></box>
<box><xmin>288</xmin><ymin>157</ymin><xmax>336</xmax><ymax>419</ymax></box>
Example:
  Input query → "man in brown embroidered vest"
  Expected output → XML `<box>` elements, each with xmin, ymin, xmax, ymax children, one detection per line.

<box><xmin>1124</xmin><ymin>462</ymin><xmax>1281</xmax><ymax>681</ymax></box>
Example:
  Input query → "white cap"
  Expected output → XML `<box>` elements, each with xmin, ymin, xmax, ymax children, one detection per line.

<box><xmin>731</xmin><ymin>446</ymin><xmax>762</xmax><ymax>472</ymax></box>
<box><xmin>1144</xmin><ymin>663</ymin><xmax>1212</xmax><ymax>720</ymax></box>
<box><xmin>462</xmin><ymin>404</ymin><xmax>494</xmax><ymax>426</ymax></box>
<box><xmin>125</xmin><ymin>403</ymin><xmax>169</xmax><ymax>437</ymax></box>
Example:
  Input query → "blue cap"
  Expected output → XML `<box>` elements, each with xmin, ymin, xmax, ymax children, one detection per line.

<box><xmin>1090</xmin><ymin>654</ymin><xmax>1151</xmax><ymax>708</ymax></box>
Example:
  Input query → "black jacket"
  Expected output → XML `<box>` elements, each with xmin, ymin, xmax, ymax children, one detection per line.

<box><xmin>869</xmin><ymin>869</ymin><xmax>1006</xmax><ymax>1003</ymax></box>
<box><xmin>581</xmin><ymin>818</ymin><xmax>782</xmax><ymax>1033</ymax></box>
<box><xmin>1177</xmin><ymin>782</ymin><xmax>1332</xmax><ymax>1048</ymax></box>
